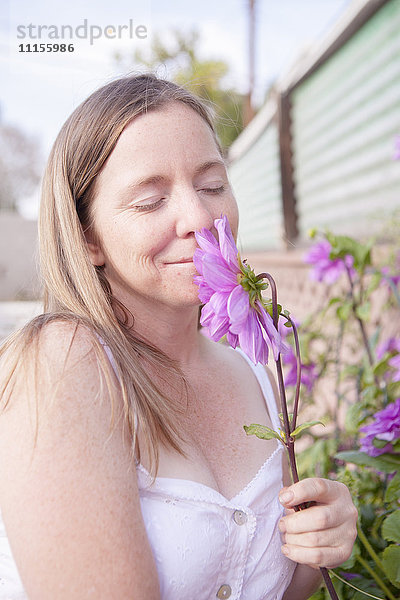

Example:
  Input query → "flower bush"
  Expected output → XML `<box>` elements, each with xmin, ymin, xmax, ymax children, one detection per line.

<box><xmin>296</xmin><ymin>230</ymin><xmax>400</xmax><ymax>600</ymax></box>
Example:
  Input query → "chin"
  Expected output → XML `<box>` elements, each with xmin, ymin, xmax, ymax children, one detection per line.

<box><xmin>169</xmin><ymin>289</ymin><xmax>203</xmax><ymax>308</ymax></box>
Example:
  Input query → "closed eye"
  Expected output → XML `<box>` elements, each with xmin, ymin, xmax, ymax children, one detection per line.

<box><xmin>200</xmin><ymin>185</ymin><xmax>226</xmax><ymax>194</ymax></box>
<box><xmin>130</xmin><ymin>198</ymin><xmax>165</xmax><ymax>212</ymax></box>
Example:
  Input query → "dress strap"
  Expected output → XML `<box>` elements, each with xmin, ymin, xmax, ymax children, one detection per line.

<box><xmin>96</xmin><ymin>335</ymin><xmax>119</xmax><ymax>379</ymax></box>
<box><xmin>232</xmin><ymin>346</ymin><xmax>281</xmax><ymax>433</ymax></box>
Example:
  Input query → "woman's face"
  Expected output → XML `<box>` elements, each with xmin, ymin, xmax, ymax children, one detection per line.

<box><xmin>87</xmin><ymin>101</ymin><xmax>239</xmax><ymax>312</ymax></box>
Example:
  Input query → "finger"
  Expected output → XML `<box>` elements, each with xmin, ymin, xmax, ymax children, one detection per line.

<box><xmin>283</xmin><ymin>521</ymin><xmax>349</xmax><ymax>548</ymax></box>
<box><xmin>281</xmin><ymin>542</ymin><xmax>353</xmax><ymax>569</ymax></box>
<box><xmin>279</xmin><ymin>478</ymin><xmax>349</xmax><ymax>508</ymax></box>
<box><xmin>279</xmin><ymin>504</ymin><xmax>338</xmax><ymax>534</ymax></box>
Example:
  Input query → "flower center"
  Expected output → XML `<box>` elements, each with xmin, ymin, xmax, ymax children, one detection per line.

<box><xmin>237</xmin><ymin>255</ymin><xmax>268</xmax><ymax>308</ymax></box>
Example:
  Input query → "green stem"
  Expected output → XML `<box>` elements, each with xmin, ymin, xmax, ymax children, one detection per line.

<box><xmin>357</xmin><ymin>522</ymin><xmax>387</xmax><ymax>577</ymax></box>
<box><xmin>345</xmin><ymin>265</ymin><xmax>375</xmax><ymax>369</ymax></box>
<box><xmin>356</xmin><ymin>555</ymin><xmax>396</xmax><ymax>600</ymax></box>
<box><xmin>333</xmin><ymin>321</ymin><xmax>345</xmax><ymax>443</ymax></box>
<box><xmin>257</xmin><ymin>271</ymin><xmax>339</xmax><ymax>600</ymax></box>
<box><xmin>287</xmin><ymin>316</ymin><xmax>301</xmax><ymax>432</ymax></box>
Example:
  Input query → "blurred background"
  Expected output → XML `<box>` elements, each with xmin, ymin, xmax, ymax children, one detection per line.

<box><xmin>0</xmin><ymin>0</ymin><xmax>399</xmax><ymax>336</ymax></box>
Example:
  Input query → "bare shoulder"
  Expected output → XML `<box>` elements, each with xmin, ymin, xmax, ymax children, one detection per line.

<box><xmin>1</xmin><ymin>318</ymin><xmax>113</xmax><ymax>409</ymax></box>
<box><xmin>32</xmin><ymin>318</ymin><xmax>102</xmax><ymax>379</ymax></box>
<box><xmin>0</xmin><ymin>318</ymin><xmax>160</xmax><ymax>599</ymax></box>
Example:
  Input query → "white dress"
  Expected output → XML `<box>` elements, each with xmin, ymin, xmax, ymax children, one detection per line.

<box><xmin>0</xmin><ymin>346</ymin><xmax>296</xmax><ymax>599</ymax></box>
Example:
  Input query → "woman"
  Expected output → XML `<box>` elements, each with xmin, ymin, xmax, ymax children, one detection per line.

<box><xmin>0</xmin><ymin>73</ymin><xmax>357</xmax><ymax>599</ymax></box>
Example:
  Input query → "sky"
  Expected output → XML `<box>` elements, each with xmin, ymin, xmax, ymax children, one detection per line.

<box><xmin>0</xmin><ymin>0</ymin><xmax>351</xmax><ymax>217</ymax></box>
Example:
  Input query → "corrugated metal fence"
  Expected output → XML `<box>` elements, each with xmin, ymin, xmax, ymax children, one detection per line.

<box><xmin>228</xmin><ymin>0</ymin><xmax>400</xmax><ymax>252</ymax></box>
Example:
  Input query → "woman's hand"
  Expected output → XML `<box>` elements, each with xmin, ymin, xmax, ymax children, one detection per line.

<box><xmin>278</xmin><ymin>478</ymin><xmax>358</xmax><ymax>569</ymax></box>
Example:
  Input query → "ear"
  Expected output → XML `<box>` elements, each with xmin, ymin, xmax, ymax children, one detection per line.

<box><xmin>84</xmin><ymin>228</ymin><xmax>105</xmax><ymax>267</ymax></box>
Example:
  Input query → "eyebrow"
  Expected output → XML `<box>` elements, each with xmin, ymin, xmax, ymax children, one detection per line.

<box><xmin>120</xmin><ymin>159</ymin><xmax>227</xmax><ymax>197</ymax></box>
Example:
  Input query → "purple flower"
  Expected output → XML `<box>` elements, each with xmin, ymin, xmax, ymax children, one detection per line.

<box><xmin>359</xmin><ymin>398</ymin><xmax>400</xmax><ymax>457</ymax></box>
<box><xmin>283</xmin><ymin>346</ymin><xmax>318</xmax><ymax>393</ymax></box>
<box><xmin>339</xmin><ymin>572</ymin><xmax>360</xmax><ymax>581</ymax></box>
<box><xmin>389</xmin><ymin>354</ymin><xmax>400</xmax><ymax>382</ymax></box>
<box><xmin>376</xmin><ymin>337</ymin><xmax>400</xmax><ymax>360</ymax></box>
<box><xmin>194</xmin><ymin>215</ymin><xmax>288</xmax><ymax>365</ymax></box>
<box><xmin>303</xmin><ymin>240</ymin><xmax>354</xmax><ymax>285</ymax></box>
<box><xmin>380</xmin><ymin>252</ymin><xmax>400</xmax><ymax>291</ymax></box>
<box><xmin>278</xmin><ymin>316</ymin><xmax>299</xmax><ymax>340</ymax></box>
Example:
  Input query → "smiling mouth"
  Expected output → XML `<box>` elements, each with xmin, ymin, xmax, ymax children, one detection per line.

<box><xmin>165</xmin><ymin>258</ymin><xmax>194</xmax><ymax>264</ymax></box>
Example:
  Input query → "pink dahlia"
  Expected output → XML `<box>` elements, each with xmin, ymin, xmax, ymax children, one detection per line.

<box><xmin>304</xmin><ymin>239</ymin><xmax>354</xmax><ymax>285</ymax></box>
<box><xmin>193</xmin><ymin>215</ymin><xmax>288</xmax><ymax>365</ymax></box>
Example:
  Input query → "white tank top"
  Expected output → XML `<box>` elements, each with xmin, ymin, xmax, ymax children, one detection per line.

<box><xmin>0</xmin><ymin>345</ymin><xmax>296</xmax><ymax>599</ymax></box>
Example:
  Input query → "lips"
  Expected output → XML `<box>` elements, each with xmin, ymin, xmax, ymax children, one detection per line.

<box><xmin>165</xmin><ymin>257</ymin><xmax>194</xmax><ymax>264</ymax></box>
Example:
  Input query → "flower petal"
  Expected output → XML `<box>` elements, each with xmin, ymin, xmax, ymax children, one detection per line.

<box><xmin>237</xmin><ymin>310</ymin><xmax>268</xmax><ymax>365</ymax></box>
<box><xmin>195</xmin><ymin>228</ymin><xmax>220</xmax><ymax>255</ymax></box>
<box><xmin>202</xmin><ymin>254</ymin><xmax>237</xmax><ymax>292</ymax></box>
<box><xmin>210</xmin><ymin>291</ymin><xmax>230</xmax><ymax>317</ymax></box>
<box><xmin>227</xmin><ymin>331</ymin><xmax>238</xmax><ymax>348</ymax></box>
<box><xmin>215</xmin><ymin>215</ymin><xmax>239</xmax><ymax>270</ymax></box>
<box><xmin>227</xmin><ymin>285</ymin><xmax>249</xmax><ymax>327</ymax></box>
<box><xmin>199</xmin><ymin>303</ymin><xmax>215</xmax><ymax>327</ymax></box>
<box><xmin>193</xmin><ymin>248</ymin><xmax>204</xmax><ymax>275</ymax></box>
<box><xmin>194</xmin><ymin>279</ymin><xmax>214</xmax><ymax>303</ymax></box>
<box><xmin>256</xmin><ymin>301</ymin><xmax>289</xmax><ymax>360</ymax></box>
<box><xmin>208</xmin><ymin>314</ymin><xmax>230</xmax><ymax>340</ymax></box>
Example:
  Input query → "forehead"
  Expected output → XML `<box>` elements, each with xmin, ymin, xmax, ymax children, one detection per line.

<box><xmin>103</xmin><ymin>102</ymin><xmax>222</xmax><ymax>175</ymax></box>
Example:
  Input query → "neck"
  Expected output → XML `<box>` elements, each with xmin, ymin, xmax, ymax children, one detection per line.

<box><xmin>116</xmin><ymin>296</ymin><xmax>207</xmax><ymax>370</ymax></box>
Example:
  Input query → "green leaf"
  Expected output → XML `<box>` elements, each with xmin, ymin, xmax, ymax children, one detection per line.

<box><xmin>327</xmin><ymin>233</ymin><xmax>373</xmax><ymax>270</ymax></box>
<box><xmin>327</xmin><ymin>297</ymin><xmax>341</xmax><ymax>307</ymax></box>
<box><xmin>385</xmin><ymin>472</ymin><xmax>400</xmax><ymax>503</ymax></box>
<box><xmin>345</xmin><ymin>403</ymin><xmax>364</xmax><ymax>434</ymax></box>
<box><xmin>382</xmin><ymin>544</ymin><xmax>400</xmax><ymax>588</ymax></box>
<box><xmin>373</xmin><ymin>357</ymin><xmax>391</xmax><ymax>378</ymax></box>
<box><xmin>335</xmin><ymin>450</ymin><xmax>400</xmax><ymax>473</ymax></box>
<box><xmin>382</xmin><ymin>510</ymin><xmax>400</xmax><ymax>543</ymax></box>
<box><xmin>340</xmin><ymin>364</ymin><xmax>362</xmax><ymax>380</ymax></box>
<box><xmin>392</xmin><ymin>439</ymin><xmax>400</xmax><ymax>452</ymax></box>
<box><xmin>387</xmin><ymin>381</ymin><xmax>400</xmax><ymax>398</ymax></box>
<box><xmin>263</xmin><ymin>302</ymin><xmax>282</xmax><ymax>318</ymax></box>
<box><xmin>355</xmin><ymin>302</ymin><xmax>370</xmax><ymax>321</ymax></box>
<box><xmin>373</xmin><ymin>438</ymin><xmax>389</xmax><ymax>449</ymax></box>
<box><xmin>365</xmin><ymin>271</ymin><xmax>382</xmax><ymax>297</ymax></box>
<box><xmin>291</xmin><ymin>420</ymin><xmax>325</xmax><ymax>438</ymax></box>
<box><xmin>336</xmin><ymin>301</ymin><xmax>352</xmax><ymax>321</ymax></box>
<box><xmin>243</xmin><ymin>424</ymin><xmax>283</xmax><ymax>443</ymax></box>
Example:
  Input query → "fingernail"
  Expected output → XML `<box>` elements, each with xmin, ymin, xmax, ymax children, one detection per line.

<box><xmin>279</xmin><ymin>491</ymin><xmax>294</xmax><ymax>504</ymax></box>
<box><xmin>281</xmin><ymin>545</ymin><xmax>289</xmax><ymax>556</ymax></box>
<box><xmin>278</xmin><ymin>519</ymin><xmax>286</xmax><ymax>533</ymax></box>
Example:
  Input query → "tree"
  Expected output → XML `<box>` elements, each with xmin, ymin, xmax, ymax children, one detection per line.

<box><xmin>114</xmin><ymin>28</ymin><xmax>245</xmax><ymax>152</ymax></box>
<box><xmin>0</xmin><ymin>114</ymin><xmax>42</xmax><ymax>212</ymax></box>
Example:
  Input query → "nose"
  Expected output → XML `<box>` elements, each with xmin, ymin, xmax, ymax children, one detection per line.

<box><xmin>174</xmin><ymin>185</ymin><xmax>215</xmax><ymax>239</ymax></box>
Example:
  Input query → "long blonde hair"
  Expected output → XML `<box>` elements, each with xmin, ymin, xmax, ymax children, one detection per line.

<box><xmin>0</xmin><ymin>73</ymin><xmax>224</xmax><ymax>473</ymax></box>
